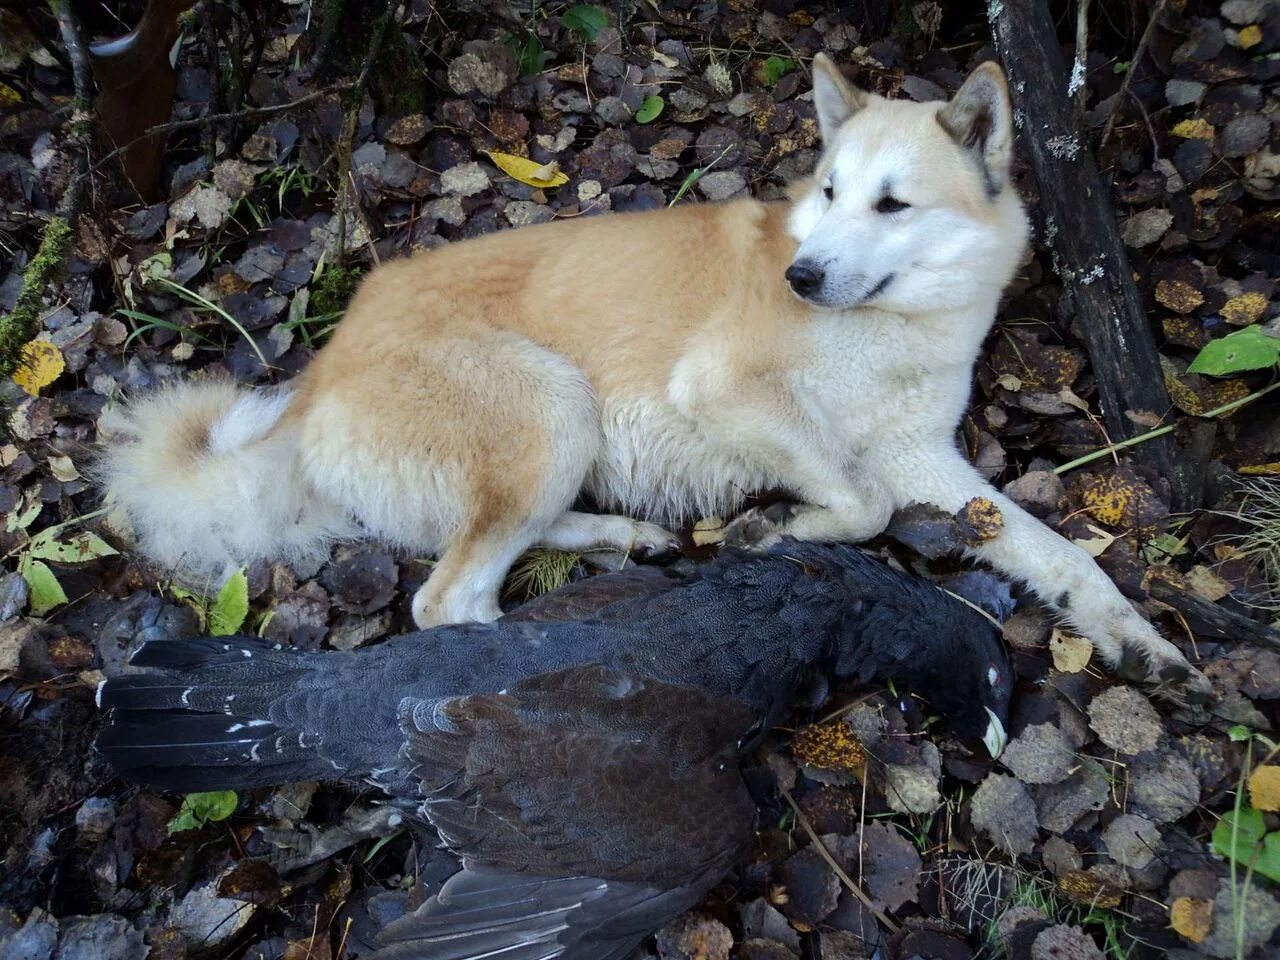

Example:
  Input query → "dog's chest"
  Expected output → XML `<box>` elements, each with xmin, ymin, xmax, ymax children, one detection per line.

<box><xmin>801</xmin><ymin>314</ymin><xmax>968</xmax><ymax>438</ymax></box>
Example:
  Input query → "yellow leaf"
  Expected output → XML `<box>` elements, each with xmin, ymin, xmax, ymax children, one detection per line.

<box><xmin>484</xmin><ymin>150</ymin><xmax>569</xmax><ymax>189</ymax></box>
<box><xmin>12</xmin><ymin>339</ymin><xmax>65</xmax><ymax>396</ymax></box>
<box><xmin>1237</xmin><ymin>24</ymin><xmax>1263</xmax><ymax>49</ymax></box>
<box><xmin>691</xmin><ymin>516</ymin><xmax>726</xmax><ymax>547</ymax></box>
<box><xmin>1221</xmin><ymin>292</ymin><xmax>1268</xmax><ymax>327</ymax></box>
<box><xmin>1170</xmin><ymin>896</ymin><xmax>1212</xmax><ymax>943</ymax></box>
<box><xmin>1050</xmin><ymin>629</ymin><xmax>1093</xmax><ymax>673</ymax></box>
<box><xmin>1249</xmin><ymin>765</ymin><xmax>1280</xmax><ymax>812</ymax></box>
<box><xmin>1171</xmin><ymin>118</ymin><xmax>1215</xmax><ymax>141</ymax></box>
<box><xmin>0</xmin><ymin>82</ymin><xmax>21</xmax><ymax>108</ymax></box>
<box><xmin>1240</xmin><ymin>462</ymin><xmax>1280</xmax><ymax>476</ymax></box>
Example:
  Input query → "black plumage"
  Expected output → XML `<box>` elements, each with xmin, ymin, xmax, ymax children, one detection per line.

<box><xmin>97</xmin><ymin>542</ymin><xmax>1011</xmax><ymax>960</ymax></box>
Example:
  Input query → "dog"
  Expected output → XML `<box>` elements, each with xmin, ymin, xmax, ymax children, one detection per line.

<box><xmin>99</xmin><ymin>56</ymin><xmax>1208</xmax><ymax>699</ymax></box>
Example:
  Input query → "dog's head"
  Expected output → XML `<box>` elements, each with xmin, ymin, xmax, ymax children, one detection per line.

<box><xmin>786</xmin><ymin>56</ymin><xmax>1029</xmax><ymax>313</ymax></box>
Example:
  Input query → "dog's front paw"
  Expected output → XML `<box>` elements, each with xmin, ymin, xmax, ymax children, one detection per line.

<box><xmin>723</xmin><ymin>503</ymin><xmax>798</xmax><ymax>551</ymax></box>
<box><xmin>1110</xmin><ymin>619</ymin><xmax>1213</xmax><ymax>706</ymax></box>
<box><xmin>628</xmin><ymin>521</ymin><xmax>682</xmax><ymax>560</ymax></box>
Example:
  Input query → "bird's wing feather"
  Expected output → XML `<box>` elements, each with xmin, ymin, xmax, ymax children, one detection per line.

<box><xmin>371</xmin><ymin>865</ymin><xmax>691</xmax><ymax>960</ymax></box>
<box><xmin>501</xmin><ymin>565</ymin><xmax>683</xmax><ymax>623</ymax></box>
<box><xmin>400</xmin><ymin>663</ymin><xmax>757</xmax><ymax>883</ymax></box>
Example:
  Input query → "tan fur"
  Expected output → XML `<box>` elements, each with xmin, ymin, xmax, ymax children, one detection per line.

<box><xmin>98</xmin><ymin>59</ymin><xmax>1206</xmax><ymax>698</ymax></box>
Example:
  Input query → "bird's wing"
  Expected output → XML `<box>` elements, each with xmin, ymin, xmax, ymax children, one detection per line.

<box><xmin>371</xmin><ymin>866</ymin><xmax>691</xmax><ymax>960</ymax></box>
<box><xmin>379</xmin><ymin>663</ymin><xmax>758</xmax><ymax>960</ymax></box>
<box><xmin>501</xmin><ymin>565</ymin><xmax>683</xmax><ymax>622</ymax></box>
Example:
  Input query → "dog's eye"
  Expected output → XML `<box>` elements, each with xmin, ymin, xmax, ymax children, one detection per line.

<box><xmin>875</xmin><ymin>195</ymin><xmax>910</xmax><ymax>214</ymax></box>
<box><xmin>987</xmin><ymin>664</ymin><xmax>1001</xmax><ymax>687</ymax></box>
<box><xmin>823</xmin><ymin>183</ymin><xmax>834</xmax><ymax>202</ymax></box>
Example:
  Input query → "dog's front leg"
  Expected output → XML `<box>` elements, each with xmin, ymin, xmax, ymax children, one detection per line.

<box><xmin>724</xmin><ymin>471</ymin><xmax>895</xmax><ymax>549</ymax></box>
<box><xmin>871</xmin><ymin>439</ymin><xmax>1210</xmax><ymax>702</ymax></box>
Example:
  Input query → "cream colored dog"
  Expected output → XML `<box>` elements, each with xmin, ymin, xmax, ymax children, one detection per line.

<box><xmin>100</xmin><ymin>56</ymin><xmax>1208</xmax><ymax>699</ymax></box>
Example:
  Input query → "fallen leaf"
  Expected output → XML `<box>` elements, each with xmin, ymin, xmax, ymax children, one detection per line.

<box><xmin>1156</xmin><ymin>279</ymin><xmax>1206</xmax><ymax>314</ymax></box>
<box><xmin>1237</xmin><ymin>24</ymin><xmax>1262</xmax><ymax>49</ymax></box>
<box><xmin>1056</xmin><ymin>869</ymin><xmax>1123</xmax><ymax>908</ymax></box>
<box><xmin>1185</xmin><ymin>565</ymin><xmax>1232</xmax><ymax>602</ymax></box>
<box><xmin>1221</xmin><ymin>292</ymin><xmax>1268</xmax><ymax>327</ymax></box>
<box><xmin>1050</xmin><ymin>629</ymin><xmax>1093</xmax><ymax>673</ymax></box>
<box><xmin>12</xmin><ymin>339</ymin><xmax>65</xmax><ymax>396</ymax></box>
<box><xmin>791</xmin><ymin>720</ymin><xmax>867</xmax><ymax>777</ymax></box>
<box><xmin>1089</xmin><ymin>686</ymin><xmax>1162</xmax><ymax>754</ymax></box>
<box><xmin>1171</xmin><ymin>118</ymin><xmax>1215</xmax><ymax>140</ymax></box>
<box><xmin>485</xmin><ymin>150</ymin><xmax>569</xmax><ymax>188</ymax></box>
<box><xmin>1249</xmin><ymin>766</ymin><xmax>1280</xmax><ymax>812</ymax></box>
<box><xmin>970</xmin><ymin>774</ymin><xmax>1039</xmax><ymax>857</ymax></box>
<box><xmin>692</xmin><ymin>517</ymin><xmax>726</xmax><ymax>547</ymax></box>
<box><xmin>1072</xmin><ymin>524</ymin><xmax>1117</xmax><ymax>558</ymax></box>
<box><xmin>1170</xmin><ymin>896</ymin><xmax>1212</xmax><ymax>943</ymax></box>
<box><xmin>958</xmin><ymin>496</ymin><xmax>1004</xmax><ymax>545</ymax></box>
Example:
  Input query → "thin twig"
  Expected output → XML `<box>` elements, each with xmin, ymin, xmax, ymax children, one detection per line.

<box><xmin>1099</xmin><ymin>0</ymin><xmax>1168</xmax><ymax>150</ymax></box>
<box><xmin>778</xmin><ymin>783</ymin><xmax>901</xmax><ymax>933</ymax></box>
<box><xmin>1053</xmin><ymin>380</ymin><xmax>1280</xmax><ymax>476</ymax></box>
<box><xmin>87</xmin><ymin>83</ymin><xmax>356</xmax><ymax>179</ymax></box>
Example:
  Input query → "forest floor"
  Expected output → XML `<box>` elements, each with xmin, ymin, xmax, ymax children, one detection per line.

<box><xmin>1</xmin><ymin>1</ymin><xmax>1278</xmax><ymax>959</ymax></box>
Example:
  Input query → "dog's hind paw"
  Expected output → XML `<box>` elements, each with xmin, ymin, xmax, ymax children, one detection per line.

<box><xmin>722</xmin><ymin>503</ymin><xmax>797</xmax><ymax>551</ymax></box>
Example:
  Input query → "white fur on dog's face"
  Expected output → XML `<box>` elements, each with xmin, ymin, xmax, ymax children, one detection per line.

<box><xmin>787</xmin><ymin>59</ymin><xmax>1029</xmax><ymax>314</ymax></box>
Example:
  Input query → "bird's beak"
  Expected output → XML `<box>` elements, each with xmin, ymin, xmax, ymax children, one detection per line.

<box><xmin>983</xmin><ymin>707</ymin><xmax>1008</xmax><ymax>758</ymax></box>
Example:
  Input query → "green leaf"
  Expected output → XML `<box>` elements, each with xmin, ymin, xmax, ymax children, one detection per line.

<box><xmin>1260</xmin><ymin>831</ymin><xmax>1280</xmax><ymax>883</ymax></box>
<box><xmin>1214</xmin><ymin>807</ymin><xmax>1267</xmax><ymax>860</ymax></box>
<box><xmin>635</xmin><ymin>95</ymin><xmax>664</xmax><ymax>124</ymax></box>
<box><xmin>503</xmin><ymin>32</ymin><xmax>553</xmax><ymax>76</ymax></box>
<box><xmin>1229</xmin><ymin>724</ymin><xmax>1254</xmax><ymax>742</ymax></box>
<box><xmin>1188</xmin><ymin>326</ymin><xmax>1280</xmax><ymax>376</ymax></box>
<box><xmin>27</xmin><ymin>530</ymin><xmax>118</xmax><ymax>563</ymax></box>
<box><xmin>168</xmin><ymin>790</ymin><xmax>239</xmax><ymax>834</ymax></box>
<box><xmin>1214</xmin><ymin>808</ymin><xmax>1280</xmax><ymax>883</ymax></box>
<box><xmin>6</xmin><ymin>498</ymin><xmax>42</xmax><ymax>533</ymax></box>
<box><xmin>762</xmin><ymin>55</ymin><xmax>796</xmax><ymax>88</ymax></box>
<box><xmin>562</xmin><ymin>4</ymin><xmax>608</xmax><ymax>42</ymax></box>
<box><xmin>210</xmin><ymin>569</ymin><xmax>249</xmax><ymax>636</ymax></box>
<box><xmin>20</xmin><ymin>558</ymin><xmax>67</xmax><ymax>615</ymax></box>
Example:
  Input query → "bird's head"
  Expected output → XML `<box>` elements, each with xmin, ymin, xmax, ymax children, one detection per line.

<box><xmin>774</xmin><ymin>541</ymin><xmax>1013</xmax><ymax>758</ymax></box>
<box><xmin>904</xmin><ymin>610</ymin><xmax>1012</xmax><ymax>758</ymax></box>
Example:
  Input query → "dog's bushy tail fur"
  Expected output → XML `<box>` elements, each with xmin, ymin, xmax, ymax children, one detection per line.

<box><xmin>97</xmin><ymin>380</ymin><xmax>358</xmax><ymax>584</ymax></box>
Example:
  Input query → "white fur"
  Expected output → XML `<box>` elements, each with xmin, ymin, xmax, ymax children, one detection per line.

<box><xmin>98</xmin><ymin>380</ymin><xmax>360</xmax><ymax>588</ymax></box>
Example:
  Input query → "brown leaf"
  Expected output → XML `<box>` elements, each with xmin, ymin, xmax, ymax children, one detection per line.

<box><xmin>283</xmin><ymin>935</ymin><xmax>331</xmax><ymax>960</ymax></box>
<box><xmin>1057</xmin><ymin>869</ymin><xmax>1123</xmax><ymax>909</ymax></box>
<box><xmin>1156</xmin><ymin>279</ymin><xmax>1205</xmax><ymax>314</ymax></box>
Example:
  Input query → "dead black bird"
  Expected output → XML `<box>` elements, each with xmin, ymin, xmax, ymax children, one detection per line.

<box><xmin>97</xmin><ymin>543</ymin><xmax>1010</xmax><ymax>960</ymax></box>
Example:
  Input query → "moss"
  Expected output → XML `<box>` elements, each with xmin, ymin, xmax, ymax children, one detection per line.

<box><xmin>0</xmin><ymin>216</ymin><xmax>72</xmax><ymax>379</ymax></box>
<box><xmin>311</xmin><ymin>264</ymin><xmax>361</xmax><ymax>316</ymax></box>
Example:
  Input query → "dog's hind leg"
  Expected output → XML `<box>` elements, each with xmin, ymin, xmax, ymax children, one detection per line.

<box><xmin>538</xmin><ymin>512</ymin><xmax>681</xmax><ymax>559</ymax></box>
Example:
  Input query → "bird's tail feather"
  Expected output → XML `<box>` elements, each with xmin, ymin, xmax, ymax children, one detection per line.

<box><xmin>96</xmin><ymin>637</ymin><xmax>341</xmax><ymax>792</ymax></box>
<box><xmin>96</xmin><ymin>379</ymin><xmax>358</xmax><ymax>586</ymax></box>
<box><xmin>372</xmin><ymin>866</ymin><xmax>695</xmax><ymax>960</ymax></box>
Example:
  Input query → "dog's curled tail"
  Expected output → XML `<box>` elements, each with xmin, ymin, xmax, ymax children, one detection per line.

<box><xmin>98</xmin><ymin>379</ymin><xmax>356</xmax><ymax>584</ymax></box>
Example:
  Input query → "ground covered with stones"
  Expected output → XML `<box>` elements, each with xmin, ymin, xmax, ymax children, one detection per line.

<box><xmin>1</xmin><ymin>1</ymin><xmax>1279</xmax><ymax>958</ymax></box>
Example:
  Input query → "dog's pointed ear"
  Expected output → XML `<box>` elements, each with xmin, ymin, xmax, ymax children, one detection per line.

<box><xmin>811</xmin><ymin>54</ymin><xmax>866</xmax><ymax>142</ymax></box>
<box><xmin>937</xmin><ymin>62</ymin><xmax>1014</xmax><ymax>197</ymax></box>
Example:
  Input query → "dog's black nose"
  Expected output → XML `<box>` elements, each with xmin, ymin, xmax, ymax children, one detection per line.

<box><xmin>785</xmin><ymin>264</ymin><xmax>824</xmax><ymax>297</ymax></box>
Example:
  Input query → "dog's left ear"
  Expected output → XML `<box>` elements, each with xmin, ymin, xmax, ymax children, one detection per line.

<box><xmin>937</xmin><ymin>62</ymin><xmax>1013</xmax><ymax>198</ymax></box>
